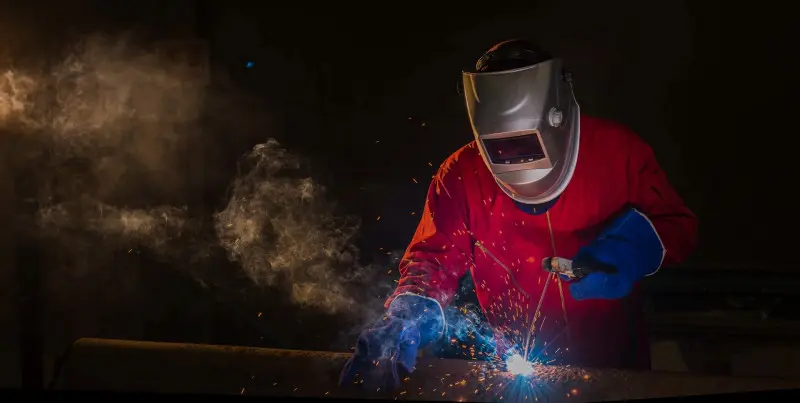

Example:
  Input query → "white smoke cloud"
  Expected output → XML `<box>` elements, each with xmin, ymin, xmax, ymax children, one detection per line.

<box><xmin>214</xmin><ymin>140</ymin><xmax>379</xmax><ymax>314</ymax></box>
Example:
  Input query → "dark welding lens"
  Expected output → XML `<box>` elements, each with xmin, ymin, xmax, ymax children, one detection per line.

<box><xmin>482</xmin><ymin>134</ymin><xmax>545</xmax><ymax>164</ymax></box>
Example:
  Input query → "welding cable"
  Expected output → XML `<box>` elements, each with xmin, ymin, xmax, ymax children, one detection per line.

<box><xmin>474</xmin><ymin>240</ymin><xmax>530</xmax><ymax>299</ymax></box>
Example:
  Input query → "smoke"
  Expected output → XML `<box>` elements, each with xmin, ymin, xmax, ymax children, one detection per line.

<box><xmin>1</xmin><ymin>34</ymin><xmax>203</xmax><ymax>264</ymax></box>
<box><xmin>0</xmin><ymin>70</ymin><xmax>38</xmax><ymax>123</ymax></box>
<box><xmin>214</xmin><ymin>139</ymin><xmax>397</xmax><ymax>315</ymax></box>
<box><xmin>1</xmin><ymin>32</ymin><xmax>395</xmax><ymax>341</ymax></box>
<box><xmin>36</xmin><ymin>202</ymin><xmax>192</xmax><ymax>262</ymax></box>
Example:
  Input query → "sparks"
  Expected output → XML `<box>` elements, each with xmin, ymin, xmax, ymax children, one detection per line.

<box><xmin>505</xmin><ymin>354</ymin><xmax>535</xmax><ymax>377</ymax></box>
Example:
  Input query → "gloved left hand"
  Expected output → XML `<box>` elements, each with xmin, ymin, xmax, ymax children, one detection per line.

<box><xmin>569</xmin><ymin>208</ymin><xmax>665</xmax><ymax>300</ymax></box>
<box><xmin>339</xmin><ymin>294</ymin><xmax>444</xmax><ymax>390</ymax></box>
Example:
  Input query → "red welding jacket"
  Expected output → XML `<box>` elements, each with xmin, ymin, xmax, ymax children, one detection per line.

<box><xmin>389</xmin><ymin>115</ymin><xmax>697</xmax><ymax>370</ymax></box>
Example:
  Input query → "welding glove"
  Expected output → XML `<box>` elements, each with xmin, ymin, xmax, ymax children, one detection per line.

<box><xmin>569</xmin><ymin>208</ymin><xmax>665</xmax><ymax>300</ymax></box>
<box><xmin>339</xmin><ymin>294</ymin><xmax>445</xmax><ymax>390</ymax></box>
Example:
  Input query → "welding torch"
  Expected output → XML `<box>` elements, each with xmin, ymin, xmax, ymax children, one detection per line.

<box><xmin>542</xmin><ymin>257</ymin><xmax>618</xmax><ymax>281</ymax></box>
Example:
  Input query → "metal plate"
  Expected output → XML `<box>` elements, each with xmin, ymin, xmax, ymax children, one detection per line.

<box><xmin>52</xmin><ymin>338</ymin><xmax>800</xmax><ymax>402</ymax></box>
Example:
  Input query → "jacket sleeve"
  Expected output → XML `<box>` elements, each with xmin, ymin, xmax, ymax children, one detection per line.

<box><xmin>626</xmin><ymin>130</ymin><xmax>698</xmax><ymax>269</ymax></box>
<box><xmin>386</xmin><ymin>157</ymin><xmax>475</xmax><ymax>311</ymax></box>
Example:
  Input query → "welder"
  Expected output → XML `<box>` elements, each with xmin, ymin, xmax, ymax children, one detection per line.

<box><xmin>340</xmin><ymin>39</ymin><xmax>697</xmax><ymax>389</ymax></box>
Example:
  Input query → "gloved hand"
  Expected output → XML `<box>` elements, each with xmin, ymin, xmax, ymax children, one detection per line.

<box><xmin>569</xmin><ymin>208</ymin><xmax>664</xmax><ymax>300</ymax></box>
<box><xmin>339</xmin><ymin>294</ymin><xmax>444</xmax><ymax>390</ymax></box>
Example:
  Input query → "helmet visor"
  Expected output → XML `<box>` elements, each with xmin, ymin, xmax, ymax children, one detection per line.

<box><xmin>482</xmin><ymin>134</ymin><xmax>546</xmax><ymax>165</ymax></box>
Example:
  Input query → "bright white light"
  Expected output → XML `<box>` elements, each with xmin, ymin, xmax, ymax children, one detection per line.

<box><xmin>505</xmin><ymin>353</ymin><xmax>535</xmax><ymax>377</ymax></box>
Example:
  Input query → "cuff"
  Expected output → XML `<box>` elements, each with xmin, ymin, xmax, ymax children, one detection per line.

<box><xmin>631</xmin><ymin>208</ymin><xmax>666</xmax><ymax>276</ymax></box>
<box><xmin>587</xmin><ymin>208</ymin><xmax>666</xmax><ymax>278</ymax></box>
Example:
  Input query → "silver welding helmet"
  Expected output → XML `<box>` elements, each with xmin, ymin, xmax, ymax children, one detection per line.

<box><xmin>462</xmin><ymin>40</ymin><xmax>580</xmax><ymax>205</ymax></box>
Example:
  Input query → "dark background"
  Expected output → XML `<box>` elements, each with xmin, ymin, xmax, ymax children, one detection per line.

<box><xmin>0</xmin><ymin>0</ymin><xmax>797</xmax><ymax>389</ymax></box>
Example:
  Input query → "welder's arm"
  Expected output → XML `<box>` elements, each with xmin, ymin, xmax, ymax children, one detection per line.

<box><xmin>569</xmin><ymin>129</ymin><xmax>697</xmax><ymax>300</ymax></box>
<box><xmin>339</xmin><ymin>162</ymin><xmax>473</xmax><ymax>389</ymax></box>
<box><xmin>626</xmin><ymin>135</ymin><xmax>698</xmax><ymax>267</ymax></box>
<box><xmin>388</xmin><ymin>160</ymin><xmax>475</xmax><ymax>316</ymax></box>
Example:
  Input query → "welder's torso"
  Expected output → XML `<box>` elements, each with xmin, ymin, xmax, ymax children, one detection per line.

<box><xmin>458</xmin><ymin>115</ymin><xmax>649</xmax><ymax>369</ymax></box>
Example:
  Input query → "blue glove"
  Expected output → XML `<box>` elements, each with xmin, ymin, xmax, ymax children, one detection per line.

<box><xmin>569</xmin><ymin>208</ymin><xmax>664</xmax><ymax>300</ymax></box>
<box><xmin>339</xmin><ymin>294</ymin><xmax>444</xmax><ymax>390</ymax></box>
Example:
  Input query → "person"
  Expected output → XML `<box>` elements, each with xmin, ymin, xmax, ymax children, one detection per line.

<box><xmin>340</xmin><ymin>39</ymin><xmax>697</xmax><ymax>389</ymax></box>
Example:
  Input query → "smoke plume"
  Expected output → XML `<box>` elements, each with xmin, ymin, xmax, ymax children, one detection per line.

<box><xmin>1</xmin><ymin>33</ymin><xmax>394</xmax><ymax>338</ymax></box>
<box><xmin>3</xmin><ymin>34</ymin><xmax>202</xmax><ymax>259</ymax></box>
<box><xmin>214</xmin><ymin>139</ymin><xmax>370</xmax><ymax>314</ymax></box>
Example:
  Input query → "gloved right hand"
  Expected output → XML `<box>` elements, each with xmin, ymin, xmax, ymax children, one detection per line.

<box><xmin>339</xmin><ymin>294</ymin><xmax>444</xmax><ymax>391</ymax></box>
<box><xmin>568</xmin><ymin>207</ymin><xmax>665</xmax><ymax>300</ymax></box>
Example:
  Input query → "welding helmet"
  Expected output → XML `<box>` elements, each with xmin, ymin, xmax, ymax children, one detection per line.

<box><xmin>462</xmin><ymin>39</ymin><xmax>580</xmax><ymax>205</ymax></box>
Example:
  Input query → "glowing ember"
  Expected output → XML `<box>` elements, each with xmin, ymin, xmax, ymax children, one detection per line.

<box><xmin>505</xmin><ymin>354</ymin><xmax>535</xmax><ymax>377</ymax></box>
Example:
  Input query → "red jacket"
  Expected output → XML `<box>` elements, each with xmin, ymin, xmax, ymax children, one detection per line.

<box><xmin>389</xmin><ymin>115</ymin><xmax>697</xmax><ymax>370</ymax></box>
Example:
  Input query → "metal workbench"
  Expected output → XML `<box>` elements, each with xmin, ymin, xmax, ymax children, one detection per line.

<box><xmin>51</xmin><ymin>338</ymin><xmax>800</xmax><ymax>402</ymax></box>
